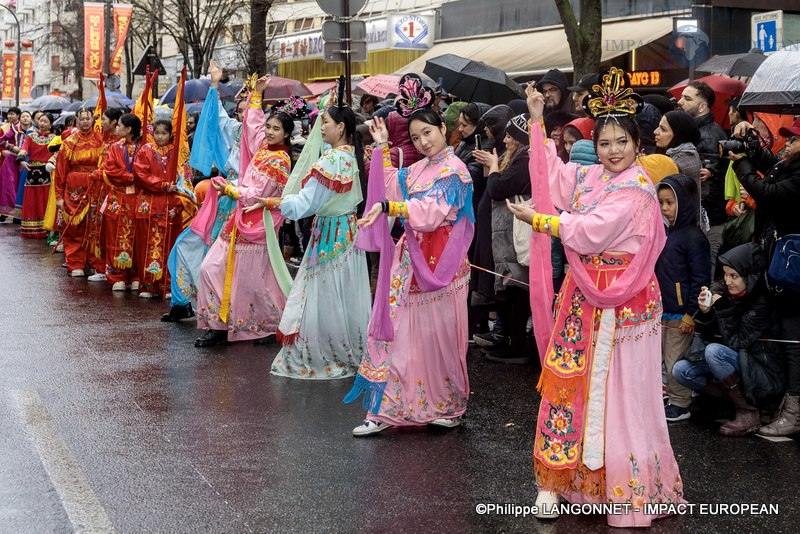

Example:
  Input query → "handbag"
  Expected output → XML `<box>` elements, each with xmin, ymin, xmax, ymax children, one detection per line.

<box><xmin>512</xmin><ymin>195</ymin><xmax>532</xmax><ymax>266</ymax></box>
<box><xmin>722</xmin><ymin>208</ymin><xmax>755</xmax><ymax>247</ymax></box>
<box><xmin>767</xmin><ymin>234</ymin><xmax>800</xmax><ymax>292</ymax></box>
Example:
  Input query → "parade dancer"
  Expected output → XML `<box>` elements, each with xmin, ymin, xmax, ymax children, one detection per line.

<box><xmin>508</xmin><ymin>67</ymin><xmax>685</xmax><ymax>526</ymax></box>
<box><xmin>53</xmin><ymin>108</ymin><xmax>104</xmax><ymax>276</ymax></box>
<box><xmin>247</xmin><ymin>80</ymin><xmax>371</xmax><ymax>379</ymax></box>
<box><xmin>344</xmin><ymin>75</ymin><xmax>474</xmax><ymax>434</ymax></box>
<box><xmin>194</xmin><ymin>76</ymin><xmax>292</xmax><ymax>347</ymax></box>
<box><xmin>18</xmin><ymin>113</ymin><xmax>56</xmax><ymax>239</ymax></box>
<box><xmin>162</xmin><ymin>60</ymin><xmax>241</xmax><ymax>322</ymax></box>
<box><xmin>0</xmin><ymin>106</ymin><xmax>23</xmax><ymax>219</ymax></box>
<box><xmin>100</xmin><ymin>114</ymin><xmax>142</xmax><ymax>291</ymax></box>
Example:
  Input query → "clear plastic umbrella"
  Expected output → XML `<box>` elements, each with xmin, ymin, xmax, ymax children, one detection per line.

<box><xmin>739</xmin><ymin>44</ymin><xmax>800</xmax><ymax>114</ymax></box>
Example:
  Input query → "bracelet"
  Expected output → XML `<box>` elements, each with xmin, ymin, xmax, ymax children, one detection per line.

<box><xmin>264</xmin><ymin>198</ymin><xmax>283</xmax><ymax>210</ymax></box>
<box><xmin>249</xmin><ymin>95</ymin><xmax>263</xmax><ymax>109</ymax></box>
<box><xmin>223</xmin><ymin>184</ymin><xmax>239</xmax><ymax>199</ymax></box>
<box><xmin>387</xmin><ymin>201</ymin><xmax>408</xmax><ymax>218</ymax></box>
<box><xmin>531</xmin><ymin>213</ymin><xmax>560</xmax><ymax>237</ymax></box>
<box><xmin>381</xmin><ymin>201</ymin><xmax>389</xmax><ymax>213</ymax></box>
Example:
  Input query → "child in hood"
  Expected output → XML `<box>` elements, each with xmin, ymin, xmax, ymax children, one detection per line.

<box><xmin>655</xmin><ymin>173</ymin><xmax>711</xmax><ymax>422</ymax></box>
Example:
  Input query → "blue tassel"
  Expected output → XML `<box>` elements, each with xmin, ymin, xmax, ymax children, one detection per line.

<box><xmin>343</xmin><ymin>374</ymin><xmax>386</xmax><ymax>414</ymax></box>
<box><xmin>403</xmin><ymin>173</ymin><xmax>475</xmax><ymax>224</ymax></box>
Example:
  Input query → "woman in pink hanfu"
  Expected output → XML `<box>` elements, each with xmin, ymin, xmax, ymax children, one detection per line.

<box><xmin>195</xmin><ymin>76</ymin><xmax>291</xmax><ymax>347</ymax></box>
<box><xmin>346</xmin><ymin>75</ymin><xmax>474</xmax><ymax>436</ymax></box>
<box><xmin>508</xmin><ymin>67</ymin><xmax>686</xmax><ymax>527</ymax></box>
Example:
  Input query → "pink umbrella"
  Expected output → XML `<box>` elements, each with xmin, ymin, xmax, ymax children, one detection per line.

<box><xmin>263</xmin><ymin>76</ymin><xmax>313</xmax><ymax>101</ymax></box>
<box><xmin>356</xmin><ymin>74</ymin><xmax>402</xmax><ymax>98</ymax></box>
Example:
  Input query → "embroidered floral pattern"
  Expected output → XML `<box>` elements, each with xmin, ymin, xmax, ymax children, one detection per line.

<box><xmin>608</xmin><ymin>452</ymin><xmax>685</xmax><ymax>509</ymax></box>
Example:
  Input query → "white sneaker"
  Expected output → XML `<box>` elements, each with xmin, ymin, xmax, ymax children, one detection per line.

<box><xmin>352</xmin><ymin>419</ymin><xmax>391</xmax><ymax>436</ymax></box>
<box><xmin>138</xmin><ymin>292</ymin><xmax>157</xmax><ymax>299</ymax></box>
<box><xmin>129</xmin><ymin>281</ymin><xmax>140</xmax><ymax>291</ymax></box>
<box><xmin>87</xmin><ymin>273</ymin><xmax>107</xmax><ymax>282</ymax></box>
<box><xmin>429</xmin><ymin>416</ymin><xmax>463</xmax><ymax>428</ymax></box>
<box><xmin>164</xmin><ymin>292</ymin><xmax>172</xmax><ymax>300</ymax></box>
<box><xmin>534</xmin><ymin>489</ymin><xmax>560</xmax><ymax>519</ymax></box>
<box><xmin>55</xmin><ymin>243</ymin><xmax>64</xmax><ymax>252</ymax></box>
<box><xmin>69</xmin><ymin>269</ymin><xmax>85</xmax><ymax>277</ymax></box>
<box><xmin>112</xmin><ymin>281</ymin><xmax>126</xmax><ymax>291</ymax></box>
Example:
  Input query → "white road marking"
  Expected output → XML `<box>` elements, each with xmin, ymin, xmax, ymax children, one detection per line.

<box><xmin>12</xmin><ymin>389</ymin><xmax>115</xmax><ymax>533</ymax></box>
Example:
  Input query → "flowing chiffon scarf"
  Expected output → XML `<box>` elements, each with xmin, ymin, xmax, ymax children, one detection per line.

<box><xmin>345</xmin><ymin>147</ymin><xmax>474</xmax><ymax>412</ymax></box>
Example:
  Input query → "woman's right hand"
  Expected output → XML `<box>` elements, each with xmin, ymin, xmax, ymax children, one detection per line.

<box><xmin>368</xmin><ymin>117</ymin><xmax>390</xmax><ymax>144</ymax></box>
<box><xmin>697</xmin><ymin>286</ymin><xmax>720</xmax><ymax>313</ymax></box>
<box><xmin>210</xmin><ymin>176</ymin><xmax>226</xmax><ymax>192</ymax></box>
<box><xmin>525</xmin><ymin>84</ymin><xmax>545</xmax><ymax>123</ymax></box>
<box><xmin>209</xmin><ymin>60</ymin><xmax>223</xmax><ymax>88</ymax></box>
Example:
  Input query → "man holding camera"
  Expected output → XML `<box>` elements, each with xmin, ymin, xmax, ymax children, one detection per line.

<box><xmin>729</xmin><ymin>117</ymin><xmax>800</xmax><ymax>437</ymax></box>
<box><xmin>678</xmin><ymin>81</ymin><xmax>728</xmax><ymax>278</ymax></box>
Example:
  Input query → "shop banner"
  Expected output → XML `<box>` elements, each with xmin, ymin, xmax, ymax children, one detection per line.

<box><xmin>2</xmin><ymin>53</ymin><xmax>15</xmax><ymax>100</ymax></box>
<box><xmin>83</xmin><ymin>2</ymin><xmax>105</xmax><ymax>79</ymax></box>
<box><xmin>110</xmin><ymin>4</ymin><xmax>133</xmax><ymax>74</ymax></box>
<box><xmin>19</xmin><ymin>52</ymin><xmax>33</xmax><ymax>100</ymax></box>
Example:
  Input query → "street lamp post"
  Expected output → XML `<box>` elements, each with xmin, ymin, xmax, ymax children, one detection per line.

<box><xmin>0</xmin><ymin>2</ymin><xmax>21</xmax><ymax>106</ymax></box>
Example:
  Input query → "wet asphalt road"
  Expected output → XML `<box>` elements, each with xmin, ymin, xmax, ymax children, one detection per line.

<box><xmin>1</xmin><ymin>224</ymin><xmax>798</xmax><ymax>534</ymax></box>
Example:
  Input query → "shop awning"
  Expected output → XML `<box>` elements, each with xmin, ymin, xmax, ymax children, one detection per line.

<box><xmin>396</xmin><ymin>16</ymin><xmax>674</xmax><ymax>79</ymax></box>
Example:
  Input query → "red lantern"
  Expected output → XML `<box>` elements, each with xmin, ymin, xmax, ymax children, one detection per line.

<box><xmin>4</xmin><ymin>40</ymin><xmax>13</xmax><ymax>48</ymax></box>
<box><xmin>21</xmin><ymin>41</ymin><xmax>32</xmax><ymax>48</ymax></box>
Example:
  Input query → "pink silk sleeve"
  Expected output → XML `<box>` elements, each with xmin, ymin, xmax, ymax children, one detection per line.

<box><xmin>243</xmin><ymin>100</ymin><xmax>265</xmax><ymax>159</ymax></box>
<box><xmin>371</xmin><ymin>146</ymin><xmax>402</xmax><ymax>202</ymax></box>
<box><xmin>405</xmin><ymin>196</ymin><xmax>457</xmax><ymax>233</ymax></box>
<box><xmin>560</xmin><ymin>188</ymin><xmax>653</xmax><ymax>256</ymax></box>
<box><xmin>530</xmin><ymin>121</ymin><xmax>582</xmax><ymax>210</ymax></box>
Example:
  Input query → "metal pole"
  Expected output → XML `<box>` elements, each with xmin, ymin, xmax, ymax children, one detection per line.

<box><xmin>0</xmin><ymin>4</ymin><xmax>21</xmax><ymax>107</ymax></box>
<box><xmin>102</xmin><ymin>0</ymin><xmax>112</xmax><ymax>76</ymax></box>
<box><xmin>343</xmin><ymin>0</ymin><xmax>352</xmax><ymax>105</ymax></box>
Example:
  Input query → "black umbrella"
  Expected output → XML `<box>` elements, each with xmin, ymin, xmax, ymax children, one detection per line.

<box><xmin>739</xmin><ymin>44</ymin><xmax>800</xmax><ymax>114</ymax></box>
<box><xmin>695</xmin><ymin>51</ymin><xmax>766</xmax><ymax>77</ymax></box>
<box><xmin>21</xmin><ymin>95</ymin><xmax>72</xmax><ymax>112</ymax></box>
<box><xmin>423</xmin><ymin>54</ymin><xmax>524</xmax><ymax>106</ymax></box>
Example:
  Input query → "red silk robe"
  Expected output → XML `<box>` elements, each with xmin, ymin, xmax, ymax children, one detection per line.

<box><xmin>101</xmin><ymin>138</ymin><xmax>140</xmax><ymax>279</ymax></box>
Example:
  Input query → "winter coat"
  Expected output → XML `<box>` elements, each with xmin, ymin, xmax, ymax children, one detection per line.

<box><xmin>454</xmin><ymin>102</ymin><xmax>492</xmax><ymax>211</ymax></box>
<box><xmin>694</xmin><ymin>243</ymin><xmax>784</xmax><ymax>405</ymax></box>
<box><xmin>732</xmin><ymin>147</ymin><xmax>800</xmax><ymax>251</ymax></box>
<box><xmin>655</xmin><ymin>174</ymin><xmax>711</xmax><ymax>320</ymax></box>
<box><xmin>486</xmin><ymin>148</ymin><xmax>531</xmax><ymax>291</ymax></box>
<box><xmin>386</xmin><ymin>111</ymin><xmax>422</xmax><ymax>168</ymax></box>
<box><xmin>694</xmin><ymin>112</ymin><xmax>729</xmax><ymax>225</ymax></box>
<box><xmin>536</xmin><ymin>69</ymin><xmax>574</xmax><ymax>115</ymax></box>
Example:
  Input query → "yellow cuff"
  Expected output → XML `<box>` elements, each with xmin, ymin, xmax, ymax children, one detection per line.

<box><xmin>381</xmin><ymin>144</ymin><xmax>391</xmax><ymax>168</ymax></box>
<box><xmin>532</xmin><ymin>213</ymin><xmax>560</xmax><ymax>237</ymax></box>
<box><xmin>249</xmin><ymin>95</ymin><xmax>262</xmax><ymax>109</ymax></box>
<box><xmin>681</xmin><ymin>314</ymin><xmax>695</xmax><ymax>327</ymax></box>
<box><xmin>387</xmin><ymin>201</ymin><xmax>408</xmax><ymax>218</ymax></box>
<box><xmin>265</xmin><ymin>197</ymin><xmax>283</xmax><ymax>210</ymax></box>
<box><xmin>224</xmin><ymin>184</ymin><xmax>239</xmax><ymax>199</ymax></box>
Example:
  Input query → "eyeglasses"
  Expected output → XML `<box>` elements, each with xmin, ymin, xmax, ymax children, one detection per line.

<box><xmin>542</xmin><ymin>87</ymin><xmax>560</xmax><ymax>95</ymax></box>
<box><xmin>789</xmin><ymin>136</ymin><xmax>799</xmax><ymax>144</ymax></box>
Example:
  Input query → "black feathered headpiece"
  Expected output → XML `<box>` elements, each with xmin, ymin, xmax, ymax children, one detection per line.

<box><xmin>394</xmin><ymin>73</ymin><xmax>435</xmax><ymax>117</ymax></box>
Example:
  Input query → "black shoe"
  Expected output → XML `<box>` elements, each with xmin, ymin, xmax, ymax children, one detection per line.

<box><xmin>194</xmin><ymin>329</ymin><xmax>228</xmax><ymax>347</ymax></box>
<box><xmin>253</xmin><ymin>334</ymin><xmax>277</xmax><ymax>345</ymax></box>
<box><xmin>12</xmin><ymin>217</ymin><xmax>20</xmax><ymax>224</ymax></box>
<box><xmin>473</xmin><ymin>331</ymin><xmax>508</xmax><ymax>349</ymax></box>
<box><xmin>482</xmin><ymin>346</ymin><xmax>532</xmax><ymax>365</ymax></box>
<box><xmin>161</xmin><ymin>304</ymin><xmax>195</xmax><ymax>322</ymax></box>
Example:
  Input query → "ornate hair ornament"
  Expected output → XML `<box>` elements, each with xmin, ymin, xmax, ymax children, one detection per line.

<box><xmin>582</xmin><ymin>66</ymin><xmax>644</xmax><ymax>119</ymax></box>
<box><xmin>336</xmin><ymin>75</ymin><xmax>346</xmax><ymax>109</ymax></box>
<box><xmin>243</xmin><ymin>72</ymin><xmax>259</xmax><ymax>95</ymax></box>
<box><xmin>394</xmin><ymin>73</ymin><xmax>435</xmax><ymax>117</ymax></box>
<box><xmin>272</xmin><ymin>96</ymin><xmax>308</xmax><ymax>119</ymax></box>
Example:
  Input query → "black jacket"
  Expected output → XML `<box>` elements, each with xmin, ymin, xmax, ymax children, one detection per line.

<box><xmin>655</xmin><ymin>174</ymin><xmax>711</xmax><ymax>318</ymax></box>
<box><xmin>733</xmin><ymin>148</ymin><xmax>800</xmax><ymax>250</ymax></box>
<box><xmin>694</xmin><ymin>243</ymin><xmax>784</xmax><ymax>403</ymax></box>
<box><xmin>694</xmin><ymin>112</ymin><xmax>728</xmax><ymax>225</ymax></box>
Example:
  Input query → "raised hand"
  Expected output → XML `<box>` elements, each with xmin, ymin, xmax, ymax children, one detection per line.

<box><xmin>368</xmin><ymin>117</ymin><xmax>389</xmax><ymax>144</ymax></box>
<box><xmin>209</xmin><ymin>60</ymin><xmax>223</xmax><ymax>87</ymax></box>
<box><xmin>255</xmin><ymin>75</ymin><xmax>271</xmax><ymax>93</ymax></box>
<box><xmin>526</xmin><ymin>83</ymin><xmax>545</xmax><ymax>123</ymax></box>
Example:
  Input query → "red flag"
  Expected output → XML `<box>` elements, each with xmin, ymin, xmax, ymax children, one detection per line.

<box><xmin>83</xmin><ymin>2</ymin><xmax>105</xmax><ymax>79</ymax></box>
<box><xmin>110</xmin><ymin>4</ymin><xmax>133</xmax><ymax>75</ymax></box>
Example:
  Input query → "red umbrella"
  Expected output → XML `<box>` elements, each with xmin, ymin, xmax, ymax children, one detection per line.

<box><xmin>263</xmin><ymin>76</ymin><xmax>312</xmax><ymax>101</ymax></box>
<box><xmin>669</xmin><ymin>75</ymin><xmax>747</xmax><ymax>130</ymax></box>
<box><xmin>356</xmin><ymin>74</ymin><xmax>402</xmax><ymax>98</ymax></box>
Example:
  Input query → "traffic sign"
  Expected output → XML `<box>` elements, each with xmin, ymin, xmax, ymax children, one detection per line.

<box><xmin>322</xmin><ymin>20</ymin><xmax>366</xmax><ymax>42</ymax></box>
<box><xmin>323</xmin><ymin>41</ymin><xmax>368</xmax><ymax>63</ymax></box>
<box><xmin>133</xmin><ymin>44</ymin><xmax>167</xmax><ymax>76</ymax></box>
<box><xmin>315</xmin><ymin>0</ymin><xmax>366</xmax><ymax>18</ymax></box>
<box><xmin>752</xmin><ymin>10</ymin><xmax>783</xmax><ymax>54</ymax></box>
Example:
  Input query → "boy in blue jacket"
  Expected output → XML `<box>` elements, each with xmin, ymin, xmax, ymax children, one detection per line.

<box><xmin>655</xmin><ymin>174</ymin><xmax>711</xmax><ymax>421</ymax></box>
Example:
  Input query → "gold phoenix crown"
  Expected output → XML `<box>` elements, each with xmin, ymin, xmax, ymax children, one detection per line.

<box><xmin>583</xmin><ymin>67</ymin><xmax>644</xmax><ymax>118</ymax></box>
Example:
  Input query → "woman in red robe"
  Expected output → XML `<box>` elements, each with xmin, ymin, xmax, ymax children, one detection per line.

<box><xmin>100</xmin><ymin>113</ymin><xmax>142</xmax><ymax>291</ymax></box>
<box><xmin>54</xmin><ymin>108</ymin><xmax>104</xmax><ymax>276</ymax></box>
<box><xmin>132</xmin><ymin>120</ymin><xmax>184</xmax><ymax>298</ymax></box>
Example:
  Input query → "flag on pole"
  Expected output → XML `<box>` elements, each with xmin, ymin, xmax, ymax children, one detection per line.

<box><xmin>168</xmin><ymin>66</ymin><xmax>197</xmax><ymax>226</ymax></box>
<box><xmin>133</xmin><ymin>66</ymin><xmax>159</xmax><ymax>144</ymax></box>
<box><xmin>93</xmin><ymin>72</ymin><xmax>107</xmax><ymax>134</ymax></box>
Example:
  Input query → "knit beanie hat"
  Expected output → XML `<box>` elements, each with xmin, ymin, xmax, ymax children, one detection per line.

<box><xmin>506</xmin><ymin>114</ymin><xmax>530</xmax><ymax>146</ymax></box>
<box><xmin>569</xmin><ymin>139</ymin><xmax>599</xmax><ymax>166</ymax></box>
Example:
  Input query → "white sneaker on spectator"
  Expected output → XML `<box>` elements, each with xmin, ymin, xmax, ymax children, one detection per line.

<box><xmin>129</xmin><ymin>281</ymin><xmax>140</xmax><ymax>291</ymax></box>
<box><xmin>69</xmin><ymin>269</ymin><xmax>85</xmax><ymax>277</ymax></box>
<box><xmin>112</xmin><ymin>281</ymin><xmax>126</xmax><ymax>291</ymax></box>
<box><xmin>87</xmin><ymin>273</ymin><xmax>107</xmax><ymax>282</ymax></box>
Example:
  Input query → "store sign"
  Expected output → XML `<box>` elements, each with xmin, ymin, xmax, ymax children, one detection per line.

<box><xmin>387</xmin><ymin>13</ymin><xmax>434</xmax><ymax>50</ymax></box>
<box><xmin>271</xmin><ymin>19</ymin><xmax>387</xmax><ymax>61</ymax></box>
<box><xmin>628</xmin><ymin>70</ymin><xmax>662</xmax><ymax>87</ymax></box>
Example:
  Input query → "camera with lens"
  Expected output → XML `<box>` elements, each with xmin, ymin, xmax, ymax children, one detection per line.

<box><xmin>719</xmin><ymin>128</ymin><xmax>760</xmax><ymax>158</ymax></box>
